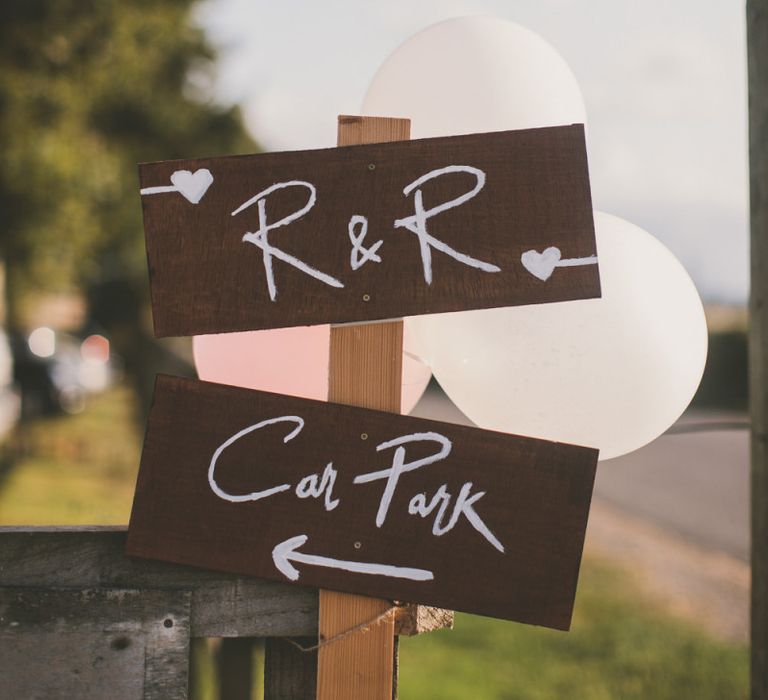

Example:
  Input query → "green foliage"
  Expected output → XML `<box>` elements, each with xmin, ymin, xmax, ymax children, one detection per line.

<box><xmin>0</xmin><ymin>0</ymin><xmax>256</xmax><ymax>322</ymax></box>
<box><xmin>399</xmin><ymin>563</ymin><xmax>748</xmax><ymax>700</ymax></box>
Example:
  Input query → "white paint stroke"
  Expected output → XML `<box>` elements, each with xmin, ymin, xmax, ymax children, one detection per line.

<box><xmin>295</xmin><ymin>462</ymin><xmax>340</xmax><ymax>511</ymax></box>
<box><xmin>408</xmin><ymin>482</ymin><xmax>505</xmax><ymax>553</ymax></box>
<box><xmin>140</xmin><ymin>185</ymin><xmax>177</xmax><ymax>195</ymax></box>
<box><xmin>354</xmin><ymin>431</ymin><xmax>452</xmax><ymax>528</ymax></box>
<box><xmin>394</xmin><ymin>165</ymin><xmax>501</xmax><ymax>284</ymax></box>
<box><xmin>233</xmin><ymin>180</ymin><xmax>344</xmax><ymax>301</ymax></box>
<box><xmin>140</xmin><ymin>168</ymin><xmax>213</xmax><ymax>204</ymax></box>
<box><xmin>521</xmin><ymin>246</ymin><xmax>598</xmax><ymax>281</ymax></box>
<box><xmin>348</xmin><ymin>214</ymin><xmax>383</xmax><ymax>270</ymax></box>
<box><xmin>208</xmin><ymin>416</ymin><xmax>303</xmax><ymax>503</ymax></box>
<box><xmin>272</xmin><ymin>534</ymin><xmax>435</xmax><ymax>582</ymax></box>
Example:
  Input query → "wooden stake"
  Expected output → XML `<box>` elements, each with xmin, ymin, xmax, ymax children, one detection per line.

<box><xmin>748</xmin><ymin>2</ymin><xmax>768</xmax><ymax>697</ymax></box>
<box><xmin>316</xmin><ymin>115</ymin><xmax>410</xmax><ymax>700</ymax></box>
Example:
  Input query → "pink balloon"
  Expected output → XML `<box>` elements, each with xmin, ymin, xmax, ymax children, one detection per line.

<box><xmin>193</xmin><ymin>325</ymin><xmax>431</xmax><ymax>414</ymax></box>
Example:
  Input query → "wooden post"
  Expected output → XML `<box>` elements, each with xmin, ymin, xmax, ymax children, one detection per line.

<box><xmin>749</xmin><ymin>2</ymin><xmax>768</xmax><ymax>698</ymax></box>
<box><xmin>316</xmin><ymin>115</ymin><xmax>410</xmax><ymax>700</ymax></box>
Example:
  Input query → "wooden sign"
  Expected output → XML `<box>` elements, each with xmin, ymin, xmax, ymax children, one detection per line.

<box><xmin>139</xmin><ymin>124</ymin><xmax>600</xmax><ymax>337</ymax></box>
<box><xmin>127</xmin><ymin>375</ymin><xmax>598</xmax><ymax>630</ymax></box>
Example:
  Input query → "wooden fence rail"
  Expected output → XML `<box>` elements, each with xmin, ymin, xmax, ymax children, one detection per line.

<box><xmin>0</xmin><ymin>526</ymin><xmax>452</xmax><ymax>699</ymax></box>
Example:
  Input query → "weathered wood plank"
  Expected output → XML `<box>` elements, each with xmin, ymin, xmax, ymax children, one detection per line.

<box><xmin>0</xmin><ymin>527</ymin><xmax>450</xmax><ymax>638</ymax></box>
<box><xmin>393</xmin><ymin>604</ymin><xmax>454</xmax><ymax>637</ymax></box>
<box><xmin>0</xmin><ymin>527</ymin><xmax>314</xmax><ymax>638</ymax></box>
<box><xmin>264</xmin><ymin>637</ymin><xmax>317</xmax><ymax>700</ymax></box>
<box><xmin>0</xmin><ymin>587</ymin><xmax>190</xmax><ymax>700</ymax></box>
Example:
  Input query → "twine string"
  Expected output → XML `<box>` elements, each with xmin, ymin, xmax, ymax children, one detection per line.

<box><xmin>284</xmin><ymin>604</ymin><xmax>402</xmax><ymax>653</ymax></box>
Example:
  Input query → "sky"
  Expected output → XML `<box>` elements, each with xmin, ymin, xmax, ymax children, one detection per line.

<box><xmin>195</xmin><ymin>0</ymin><xmax>748</xmax><ymax>304</ymax></box>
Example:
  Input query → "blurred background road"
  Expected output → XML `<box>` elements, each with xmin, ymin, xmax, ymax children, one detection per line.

<box><xmin>596</xmin><ymin>415</ymin><xmax>748</xmax><ymax>561</ymax></box>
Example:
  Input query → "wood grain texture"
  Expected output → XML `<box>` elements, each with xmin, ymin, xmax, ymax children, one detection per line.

<box><xmin>0</xmin><ymin>587</ymin><xmax>190</xmax><ymax>700</ymax></box>
<box><xmin>337</xmin><ymin>114</ymin><xmax>410</xmax><ymax>146</ymax></box>
<box><xmin>0</xmin><ymin>527</ymin><xmax>316</xmax><ymax>638</ymax></box>
<box><xmin>140</xmin><ymin>124</ymin><xmax>599</xmax><ymax>337</ymax></box>
<box><xmin>316</xmin><ymin>591</ymin><xmax>393</xmax><ymax>700</ymax></box>
<box><xmin>328</xmin><ymin>320</ymin><xmax>403</xmax><ymax>411</ymax></box>
<box><xmin>393</xmin><ymin>604</ymin><xmax>454</xmax><ymax>637</ymax></box>
<box><xmin>748</xmin><ymin>2</ymin><xmax>768</xmax><ymax>697</ymax></box>
<box><xmin>265</xmin><ymin>637</ymin><xmax>318</xmax><ymax>700</ymax></box>
<box><xmin>320</xmin><ymin>115</ymin><xmax>405</xmax><ymax>700</ymax></box>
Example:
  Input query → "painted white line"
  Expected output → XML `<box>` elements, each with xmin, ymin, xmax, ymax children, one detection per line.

<box><xmin>140</xmin><ymin>185</ymin><xmax>178</xmax><ymax>195</ymax></box>
<box><xmin>557</xmin><ymin>255</ymin><xmax>598</xmax><ymax>268</ymax></box>
<box><xmin>140</xmin><ymin>168</ymin><xmax>213</xmax><ymax>204</ymax></box>
<box><xmin>521</xmin><ymin>246</ymin><xmax>598</xmax><ymax>282</ymax></box>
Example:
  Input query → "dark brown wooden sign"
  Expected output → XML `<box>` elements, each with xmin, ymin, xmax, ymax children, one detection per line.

<box><xmin>127</xmin><ymin>375</ymin><xmax>598</xmax><ymax>629</ymax></box>
<box><xmin>139</xmin><ymin>125</ymin><xmax>599</xmax><ymax>337</ymax></box>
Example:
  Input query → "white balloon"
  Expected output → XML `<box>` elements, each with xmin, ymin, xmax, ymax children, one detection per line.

<box><xmin>362</xmin><ymin>16</ymin><xmax>586</xmax><ymax>138</ymax></box>
<box><xmin>406</xmin><ymin>212</ymin><xmax>708</xmax><ymax>461</ymax></box>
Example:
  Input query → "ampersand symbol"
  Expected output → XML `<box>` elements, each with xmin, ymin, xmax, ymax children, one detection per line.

<box><xmin>348</xmin><ymin>215</ymin><xmax>383</xmax><ymax>271</ymax></box>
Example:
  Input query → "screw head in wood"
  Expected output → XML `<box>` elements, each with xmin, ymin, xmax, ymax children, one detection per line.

<box><xmin>360</xmin><ymin>432</ymin><xmax>368</xmax><ymax>440</ymax></box>
<box><xmin>367</xmin><ymin>163</ymin><xmax>376</xmax><ymax>171</ymax></box>
<box><xmin>362</xmin><ymin>293</ymin><xmax>371</xmax><ymax>302</ymax></box>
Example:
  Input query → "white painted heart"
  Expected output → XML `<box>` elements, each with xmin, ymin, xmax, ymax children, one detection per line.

<box><xmin>521</xmin><ymin>247</ymin><xmax>562</xmax><ymax>281</ymax></box>
<box><xmin>170</xmin><ymin>168</ymin><xmax>214</xmax><ymax>204</ymax></box>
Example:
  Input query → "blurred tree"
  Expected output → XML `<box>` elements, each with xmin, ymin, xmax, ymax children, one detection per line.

<box><xmin>0</xmin><ymin>0</ymin><xmax>257</xmax><ymax>421</ymax></box>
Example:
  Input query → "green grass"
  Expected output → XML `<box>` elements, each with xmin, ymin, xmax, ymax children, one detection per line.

<box><xmin>0</xmin><ymin>384</ymin><xmax>140</xmax><ymax>524</ymax></box>
<box><xmin>0</xmin><ymin>385</ymin><xmax>750</xmax><ymax>699</ymax></box>
<box><xmin>399</xmin><ymin>561</ymin><xmax>748</xmax><ymax>700</ymax></box>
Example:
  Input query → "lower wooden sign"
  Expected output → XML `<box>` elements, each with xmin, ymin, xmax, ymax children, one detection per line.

<box><xmin>127</xmin><ymin>375</ymin><xmax>598</xmax><ymax>630</ymax></box>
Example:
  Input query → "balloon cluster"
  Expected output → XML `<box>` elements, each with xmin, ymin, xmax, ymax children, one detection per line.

<box><xmin>362</xmin><ymin>17</ymin><xmax>707</xmax><ymax>461</ymax></box>
<box><xmin>195</xmin><ymin>17</ymin><xmax>707</xmax><ymax>461</ymax></box>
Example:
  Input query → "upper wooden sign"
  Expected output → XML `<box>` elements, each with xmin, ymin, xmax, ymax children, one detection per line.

<box><xmin>139</xmin><ymin>124</ymin><xmax>599</xmax><ymax>337</ymax></box>
<box><xmin>127</xmin><ymin>375</ymin><xmax>598</xmax><ymax>630</ymax></box>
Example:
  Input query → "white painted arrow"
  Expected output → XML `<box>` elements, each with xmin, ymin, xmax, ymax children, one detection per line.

<box><xmin>521</xmin><ymin>246</ymin><xmax>598</xmax><ymax>282</ymax></box>
<box><xmin>272</xmin><ymin>534</ymin><xmax>435</xmax><ymax>582</ymax></box>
